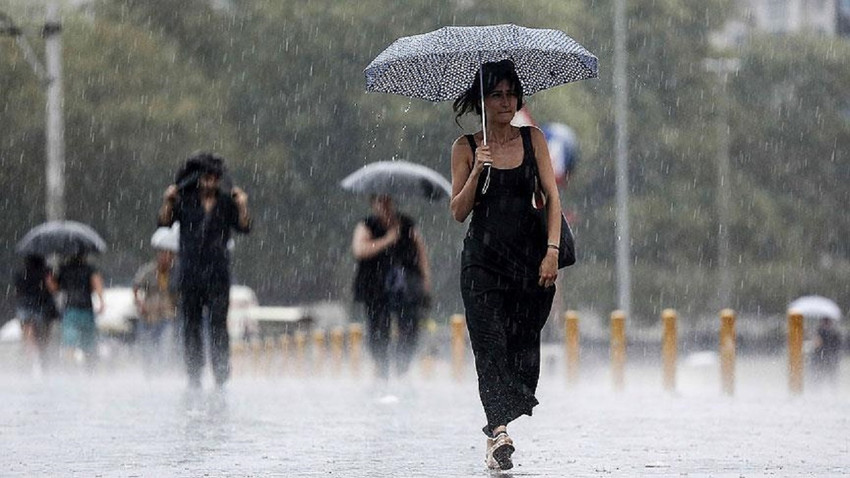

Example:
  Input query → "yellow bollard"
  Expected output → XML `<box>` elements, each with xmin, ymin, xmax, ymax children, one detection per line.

<box><xmin>231</xmin><ymin>341</ymin><xmax>246</xmax><ymax>377</ymax></box>
<box><xmin>330</xmin><ymin>326</ymin><xmax>345</xmax><ymax>377</ymax></box>
<box><xmin>564</xmin><ymin>311</ymin><xmax>580</xmax><ymax>386</ymax></box>
<box><xmin>293</xmin><ymin>331</ymin><xmax>307</xmax><ymax>376</ymax></box>
<box><xmin>662</xmin><ymin>309</ymin><xmax>678</xmax><ymax>392</ymax></box>
<box><xmin>250</xmin><ymin>338</ymin><xmax>263</xmax><ymax>376</ymax></box>
<box><xmin>313</xmin><ymin>329</ymin><xmax>326</xmax><ymax>375</ymax></box>
<box><xmin>348</xmin><ymin>323</ymin><xmax>363</xmax><ymax>377</ymax></box>
<box><xmin>610</xmin><ymin>310</ymin><xmax>626</xmax><ymax>391</ymax></box>
<box><xmin>787</xmin><ymin>310</ymin><xmax>804</xmax><ymax>395</ymax></box>
<box><xmin>420</xmin><ymin>318</ymin><xmax>438</xmax><ymax>380</ymax></box>
<box><xmin>720</xmin><ymin>309</ymin><xmax>736</xmax><ymax>396</ymax></box>
<box><xmin>263</xmin><ymin>336</ymin><xmax>276</xmax><ymax>375</ymax></box>
<box><xmin>451</xmin><ymin>314</ymin><xmax>466</xmax><ymax>382</ymax></box>
<box><xmin>279</xmin><ymin>334</ymin><xmax>290</xmax><ymax>375</ymax></box>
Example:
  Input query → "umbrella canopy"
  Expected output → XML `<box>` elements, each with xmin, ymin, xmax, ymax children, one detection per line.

<box><xmin>16</xmin><ymin>220</ymin><xmax>107</xmax><ymax>256</ymax></box>
<box><xmin>788</xmin><ymin>296</ymin><xmax>842</xmax><ymax>321</ymax></box>
<box><xmin>364</xmin><ymin>24</ymin><xmax>598</xmax><ymax>102</ymax></box>
<box><xmin>340</xmin><ymin>161</ymin><xmax>452</xmax><ymax>201</ymax></box>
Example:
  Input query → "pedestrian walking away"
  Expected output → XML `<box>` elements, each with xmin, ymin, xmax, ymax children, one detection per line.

<box><xmin>133</xmin><ymin>241</ymin><xmax>179</xmax><ymax>376</ymax></box>
<box><xmin>449</xmin><ymin>60</ymin><xmax>563</xmax><ymax>471</ymax></box>
<box><xmin>351</xmin><ymin>194</ymin><xmax>432</xmax><ymax>381</ymax></box>
<box><xmin>13</xmin><ymin>254</ymin><xmax>60</xmax><ymax>375</ymax></box>
<box><xmin>50</xmin><ymin>252</ymin><xmax>105</xmax><ymax>370</ymax></box>
<box><xmin>158</xmin><ymin>151</ymin><xmax>251</xmax><ymax>389</ymax></box>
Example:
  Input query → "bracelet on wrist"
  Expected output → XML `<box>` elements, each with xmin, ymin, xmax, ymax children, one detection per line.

<box><xmin>547</xmin><ymin>243</ymin><xmax>560</xmax><ymax>251</ymax></box>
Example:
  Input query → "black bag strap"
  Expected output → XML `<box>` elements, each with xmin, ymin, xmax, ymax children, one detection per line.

<box><xmin>465</xmin><ymin>134</ymin><xmax>477</xmax><ymax>155</ymax></box>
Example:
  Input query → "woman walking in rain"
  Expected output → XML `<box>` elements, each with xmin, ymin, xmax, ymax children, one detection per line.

<box><xmin>14</xmin><ymin>254</ymin><xmax>59</xmax><ymax>375</ymax></box>
<box><xmin>351</xmin><ymin>194</ymin><xmax>431</xmax><ymax>382</ymax></box>
<box><xmin>449</xmin><ymin>59</ymin><xmax>561</xmax><ymax>471</ymax></box>
<box><xmin>51</xmin><ymin>252</ymin><xmax>105</xmax><ymax>370</ymax></box>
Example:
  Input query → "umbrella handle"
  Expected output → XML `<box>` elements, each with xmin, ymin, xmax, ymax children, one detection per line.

<box><xmin>478</xmin><ymin>65</ymin><xmax>492</xmax><ymax>195</ymax></box>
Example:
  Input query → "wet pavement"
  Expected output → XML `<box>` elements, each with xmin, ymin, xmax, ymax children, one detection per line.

<box><xmin>1</xmin><ymin>350</ymin><xmax>848</xmax><ymax>477</ymax></box>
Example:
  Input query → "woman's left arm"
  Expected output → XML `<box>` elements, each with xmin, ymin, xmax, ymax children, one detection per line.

<box><xmin>91</xmin><ymin>272</ymin><xmax>105</xmax><ymax>314</ymax></box>
<box><xmin>531</xmin><ymin>127</ymin><xmax>561</xmax><ymax>287</ymax></box>
<box><xmin>413</xmin><ymin>229</ymin><xmax>432</xmax><ymax>294</ymax></box>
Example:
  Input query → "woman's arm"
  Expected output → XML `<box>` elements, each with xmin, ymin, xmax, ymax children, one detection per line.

<box><xmin>531</xmin><ymin>127</ymin><xmax>561</xmax><ymax>287</ymax></box>
<box><xmin>351</xmin><ymin>222</ymin><xmax>399</xmax><ymax>261</ymax></box>
<box><xmin>531</xmin><ymin>127</ymin><xmax>562</xmax><ymax>246</ymax></box>
<box><xmin>91</xmin><ymin>272</ymin><xmax>105</xmax><ymax>314</ymax></box>
<box><xmin>413</xmin><ymin>229</ymin><xmax>432</xmax><ymax>294</ymax></box>
<box><xmin>450</xmin><ymin>136</ymin><xmax>489</xmax><ymax>222</ymax></box>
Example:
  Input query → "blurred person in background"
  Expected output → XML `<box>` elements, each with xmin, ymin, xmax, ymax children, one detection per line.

<box><xmin>13</xmin><ymin>254</ymin><xmax>59</xmax><ymax>375</ymax></box>
<box><xmin>351</xmin><ymin>194</ymin><xmax>432</xmax><ymax>382</ymax></box>
<box><xmin>811</xmin><ymin>316</ymin><xmax>842</xmax><ymax>387</ymax></box>
<box><xmin>50</xmin><ymin>252</ymin><xmax>105</xmax><ymax>370</ymax></box>
<box><xmin>158</xmin><ymin>152</ymin><xmax>251</xmax><ymax>389</ymax></box>
<box><xmin>133</xmin><ymin>244</ymin><xmax>178</xmax><ymax>376</ymax></box>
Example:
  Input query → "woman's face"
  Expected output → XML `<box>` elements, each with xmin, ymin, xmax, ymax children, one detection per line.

<box><xmin>483</xmin><ymin>79</ymin><xmax>519</xmax><ymax>124</ymax></box>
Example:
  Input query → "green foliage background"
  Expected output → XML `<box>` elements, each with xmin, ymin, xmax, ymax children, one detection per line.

<box><xmin>2</xmin><ymin>0</ymin><xmax>848</xmax><ymax>325</ymax></box>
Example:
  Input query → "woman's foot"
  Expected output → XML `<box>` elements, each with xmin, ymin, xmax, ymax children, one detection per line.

<box><xmin>485</xmin><ymin>431</ymin><xmax>515</xmax><ymax>470</ymax></box>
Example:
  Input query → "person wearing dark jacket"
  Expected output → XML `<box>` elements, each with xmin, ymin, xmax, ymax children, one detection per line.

<box><xmin>14</xmin><ymin>254</ymin><xmax>59</xmax><ymax>373</ymax></box>
<box><xmin>158</xmin><ymin>152</ymin><xmax>251</xmax><ymax>388</ymax></box>
<box><xmin>352</xmin><ymin>194</ymin><xmax>431</xmax><ymax>380</ymax></box>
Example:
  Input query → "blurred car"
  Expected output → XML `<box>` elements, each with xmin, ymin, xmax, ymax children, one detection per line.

<box><xmin>93</xmin><ymin>284</ymin><xmax>260</xmax><ymax>342</ymax></box>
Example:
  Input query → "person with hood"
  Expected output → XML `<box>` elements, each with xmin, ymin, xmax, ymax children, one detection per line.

<box><xmin>158</xmin><ymin>151</ymin><xmax>251</xmax><ymax>389</ymax></box>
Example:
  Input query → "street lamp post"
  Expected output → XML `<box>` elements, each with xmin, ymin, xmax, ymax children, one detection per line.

<box><xmin>704</xmin><ymin>58</ymin><xmax>740</xmax><ymax>310</ymax></box>
<box><xmin>613</xmin><ymin>0</ymin><xmax>631</xmax><ymax>319</ymax></box>
<box><xmin>0</xmin><ymin>3</ymin><xmax>65</xmax><ymax>221</ymax></box>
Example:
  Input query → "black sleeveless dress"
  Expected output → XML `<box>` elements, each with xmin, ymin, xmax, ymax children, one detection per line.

<box><xmin>459</xmin><ymin>126</ymin><xmax>556</xmax><ymax>437</ymax></box>
<box><xmin>462</xmin><ymin>127</ymin><xmax>547</xmax><ymax>283</ymax></box>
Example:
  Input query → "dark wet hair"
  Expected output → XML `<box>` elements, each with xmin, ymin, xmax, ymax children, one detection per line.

<box><xmin>452</xmin><ymin>59</ymin><xmax>523</xmax><ymax>126</ymax></box>
<box><xmin>187</xmin><ymin>151</ymin><xmax>225</xmax><ymax>178</ymax></box>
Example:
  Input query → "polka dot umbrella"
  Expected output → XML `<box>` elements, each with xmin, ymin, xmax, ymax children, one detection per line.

<box><xmin>364</xmin><ymin>24</ymin><xmax>598</xmax><ymax>191</ymax></box>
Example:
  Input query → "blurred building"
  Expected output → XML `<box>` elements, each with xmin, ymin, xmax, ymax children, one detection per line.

<box><xmin>745</xmin><ymin>0</ymin><xmax>850</xmax><ymax>37</ymax></box>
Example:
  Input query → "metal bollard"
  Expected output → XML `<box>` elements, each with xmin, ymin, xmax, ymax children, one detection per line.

<box><xmin>313</xmin><ymin>329</ymin><xmax>326</xmax><ymax>375</ymax></box>
<box><xmin>720</xmin><ymin>309</ymin><xmax>736</xmax><ymax>396</ymax></box>
<box><xmin>279</xmin><ymin>334</ymin><xmax>290</xmax><ymax>375</ymax></box>
<box><xmin>451</xmin><ymin>314</ymin><xmax>466</xmax><ymax>382</ymax></box>
<box><xmin>787</xmin><ymin>310</ymin><xmax>804</xmax><ymax>395</ymax></box>
<box><xmin>610</xmin><ymin>310</ymin><xmax>626</xmax><ymax>391</ymax></box>
<box><xmin>293</xmin><ymin>331</ymin><xmax>307</xmax><ymax>376</ymax></box>
<box><xmin>250</xmin><ymin>338</ymin><xmax>263</xmax><ymax>376</ymax></box>
<box><xmin>330</xmin><ymin>326</ymin><xmax>345</xmax><ymax>377</ymax></box>
<box><xmin>420</xmin><ymin>318</ymin><xmax>438</xmax><ymax>380</ymax></box>
<box><xmin>564</xmin><ymin>310</ymin><xmax>580</xmax><ymax>386</ymax></box>
<box><xmin>348</xmin><ymin>323</ymin><xmax>363</xmax><ymax>377</ymax></box>
<box><xmin>263</xmin><ymin>336</ymin><xmax>276</xmax><ymax>375</ymax></box>
<box><xmin>231</xmin><ymin>341</ymin><xmax>246</xmax><ymax>377</ymax></box>
<box><xmin>662</xmin><ymin>309</ymin><xmax>677</xmax><ymax>392</ymax></box>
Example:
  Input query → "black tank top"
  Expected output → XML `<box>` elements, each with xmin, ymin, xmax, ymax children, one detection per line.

<box><xmin>462</xmin><ymin>126</ymin><xmax>546</xmax><ymax>281</ymax></box>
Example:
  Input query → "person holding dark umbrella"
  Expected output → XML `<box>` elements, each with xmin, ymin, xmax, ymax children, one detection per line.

<box><xmin>158</xmin><ymin>151</ymin><xmax>251</xmax><ymax>389</ymax></box>
<box><xmin>450</xmin><ymin>60</ymin><xmax>561</xmax><ymax>470</ymax></box>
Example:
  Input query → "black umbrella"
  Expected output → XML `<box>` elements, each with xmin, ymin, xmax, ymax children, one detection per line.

<box><xmin>16</xmin><ymin>221</ymin><xmax>107</xmax><ymax>256</ymax></box>
<box><xmin>340</xmin><ymin>161</ymin><xmax>452</xmax><ymax>201</ymax></box>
